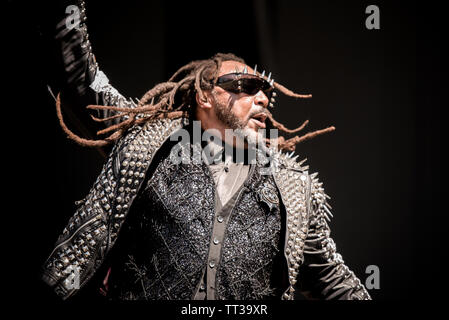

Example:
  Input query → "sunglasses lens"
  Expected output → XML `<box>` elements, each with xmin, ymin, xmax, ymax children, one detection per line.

<box><xmin>241</xmin><ymin>78</ymin><xmax>273</xmax><ymax>99</ymax></box>
<box><xmin>216</xmin><ymin>73</ymin><xmax>273</xmax><ymax>99</ymax></box>
<box><xmin>241</xmin><ymin>79</ymin><xmax>261</xmax><ymax>94</ymax></box>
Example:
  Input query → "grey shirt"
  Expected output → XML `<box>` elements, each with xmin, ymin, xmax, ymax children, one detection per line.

<box><xmin>193</xmin><ymin>140</ymin><xmax>251</xmax><ymax>299</ymax></box>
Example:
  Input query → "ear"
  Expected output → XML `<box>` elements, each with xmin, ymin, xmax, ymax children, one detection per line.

<box><xmin>195</xmin><ymin>91</ymin><xmax>213</xmax><ymax>110</ymax></box>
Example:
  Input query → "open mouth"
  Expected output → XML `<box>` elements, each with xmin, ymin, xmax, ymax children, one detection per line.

<box><xmin>249</xmin><ymin>113</ymin><xmax>267</xmax><ymax>129</ymax></box>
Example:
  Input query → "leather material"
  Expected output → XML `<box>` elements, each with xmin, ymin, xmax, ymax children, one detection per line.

<box><xmin>41</xmin><ymin>118</ymin><xmax>184</xmax><ymax>299</ymax></box>
<box><xmin>296</xmin><ymin>173</ymin><xmax>371</xmax><ymax>300</ymax></box>
<box><xmin>41</xmin><ymin>117</ymin><xmax>371</xmax><ymax>300</ymax></box>
<box><xmin>53</xmin><ymin>0</ymin><xmax>136</xmax><ymax>129</ymax></box>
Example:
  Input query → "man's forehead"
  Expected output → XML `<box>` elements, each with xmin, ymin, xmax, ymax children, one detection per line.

<box><xmin>218</xmin><ymin>61</ymin><xmax>253</xmax><ymax>76</ymax></box>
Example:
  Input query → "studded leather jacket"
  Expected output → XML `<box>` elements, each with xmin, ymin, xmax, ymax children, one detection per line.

<box><xmin>104</xmin><ymin>130</ymin><xmax>285</xmax><ymax>300</ymax></box>
<box><xmin>40</xmin><ymin>1</ymin><xmax>371</xmax><ymax>300</ymax></box>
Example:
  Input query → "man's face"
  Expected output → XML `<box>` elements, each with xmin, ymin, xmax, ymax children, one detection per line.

<box><xmin>210</xmin><ymin>61</ymin><xmax>270</xmax><ymax>141</ymax></box>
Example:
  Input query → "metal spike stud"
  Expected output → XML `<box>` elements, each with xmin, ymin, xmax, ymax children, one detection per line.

<box><xmin>261</xmin><ymin>70</ymin><xmax>265</xmax><ymax>77</ymax></box>
<box><xmin>270</xmin><ymin>79</ymin><xmax>274</xmax><ymax>86</ymax></box>
<box><xmin>243</xmin><ymin>66</ymin><xmax>248</xmax><ymax>74</ymax></box>
<box><xmin>253</xmin><ymin>64</ymin><xmax>257</xmax><ymax>75</ymax></box>
<box><xmin>267</xmin><ymin>72</ymin><xmax>272</xmax><ymax>81</ymax></box>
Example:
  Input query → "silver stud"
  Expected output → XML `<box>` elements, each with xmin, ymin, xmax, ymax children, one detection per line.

<box><xmin>253</xmin><ymin>64</ymin><xmax>257</xmax><ymax>75</ymax></box>
<box><xmin>243</xmin><ymin>66</ymin><xmax>248</xmax><ymax>74</ymax></box>
<box><xmin>267</xmin><ymin>72</ymin><xmax>272</xmax><ymax>81</ymax></box>
<box><xmin>261</xmin><ymin>70</ymin><xmax>265</xmax><ymax>77</ymax></box>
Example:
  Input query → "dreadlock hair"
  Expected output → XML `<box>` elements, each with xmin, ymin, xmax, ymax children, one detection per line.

<box><xmin>56</xmin><ymin>52</ymin><xmax>335</xmax><ymax>152</ymax></box>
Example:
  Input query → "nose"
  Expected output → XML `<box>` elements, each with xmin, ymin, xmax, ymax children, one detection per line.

<box><xmin>254</xmin><ymin>90</ymin><xmax>269</xmax><ymax>108</ymax></box>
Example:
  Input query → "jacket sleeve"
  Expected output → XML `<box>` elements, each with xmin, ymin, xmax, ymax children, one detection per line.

<box><xmin>40</xmin><ymin>135</ymin><xmax>125</xmax><ymax>299</ymax></box>
<box><xmin>49</xmin><ymin>0</ymin><xmax>137</xmax><ymax>129</ymax></box>
<box><xmin>40</xmin><ymin>118</ymin><xmax>183</xmax><ymax>299</ymax></box>
<box><xmin>296</xmin><ymin>173</ymin><xmax>371</xmax><ymax>300</ymax></box>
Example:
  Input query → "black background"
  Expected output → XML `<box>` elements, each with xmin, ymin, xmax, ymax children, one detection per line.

<box><xmin>5</xmin><ymin>0</ymin><xmax>447</xmax><ymax>307</ymax></box>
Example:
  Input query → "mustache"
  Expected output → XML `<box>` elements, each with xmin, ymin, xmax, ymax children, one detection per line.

<box><xmin>246</xmin><ymin>107</ymin><xmax>271</xmax><ymax>121</ymax></box>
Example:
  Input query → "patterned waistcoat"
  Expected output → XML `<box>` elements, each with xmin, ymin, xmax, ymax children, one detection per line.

<box><xmin>107</xmin><ymin>138</ymin><xmax>284</xmax><ymax>299</ymax></box>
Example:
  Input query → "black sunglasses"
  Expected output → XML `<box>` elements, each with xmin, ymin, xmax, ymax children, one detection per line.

<box><xmin>215</xmin><ymin>73</ymin><xmax>274</xmax><ymax>100</ymax></box>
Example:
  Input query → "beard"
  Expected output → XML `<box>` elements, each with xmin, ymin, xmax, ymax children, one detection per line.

<box><xmin>213</xmin><ymin>98</ymin><xmax>269</xmax><ymax>152</ymax></box>
<box><xmin>213</xmin><ymin>99</ymin><xmax>246</xmax><ymax>130</ymax></box>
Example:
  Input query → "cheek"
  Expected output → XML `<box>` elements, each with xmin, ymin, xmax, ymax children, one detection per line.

<box><xmin>232</xmin><ymin>97</ymin><xmax>253</xmax><ymax>119</ymax></box>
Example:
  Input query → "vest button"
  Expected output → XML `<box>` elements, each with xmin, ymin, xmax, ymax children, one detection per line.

<box><xmin>217</xmin><ymin>216</ymin><xmax>224</xmax><ymax>223</ymax></box>
<box><xmin>209</xmin><ymin>261</ymin><xmax>215</xmax><ymax>268</ymax></box>
<box><xmin>213</xmin><ymin>238</ymin><xmax>220</xmax><ymax>245</ymax></box>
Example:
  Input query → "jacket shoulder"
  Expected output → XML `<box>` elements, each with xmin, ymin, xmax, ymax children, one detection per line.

<box><xmin>271</xmin><ymin>151</ymin><xmax>332</xmax><ymax>221</ymax></box>
<box><xmin>271</xmin><ymin>151</ymin><xmax>309</xmax><ymax>172</ymax></box>
<box><xmin>112</xmin><ymin>118</ymin><xmax>184</xmax><ymax>171</ymax></box>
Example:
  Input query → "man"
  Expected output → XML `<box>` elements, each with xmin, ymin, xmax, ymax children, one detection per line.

<box><xmin>41</xmin><ymin>1</ymin><xmax>371</xmax><ymax>300</ymax></box>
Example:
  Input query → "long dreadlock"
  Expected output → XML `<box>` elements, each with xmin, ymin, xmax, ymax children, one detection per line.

<box><xmin>55</xmin><ymin>53</ymin><xmax>335</xmax><ymax>151</ymax></box>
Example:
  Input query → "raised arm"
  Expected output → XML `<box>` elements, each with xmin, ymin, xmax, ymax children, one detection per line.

<box><xmin>48</xmin><ymin>0</ymin><xmax>136</xmax><ymax>129</ymax></box>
